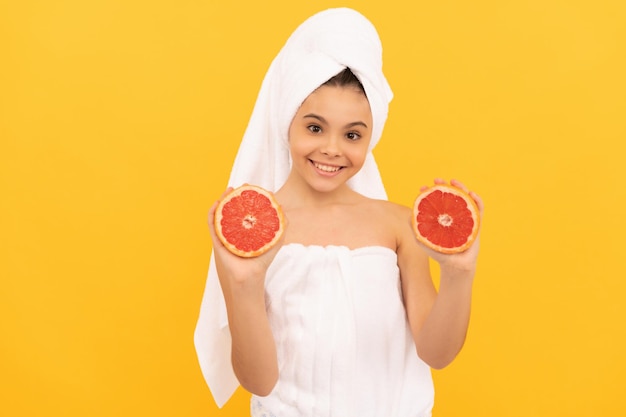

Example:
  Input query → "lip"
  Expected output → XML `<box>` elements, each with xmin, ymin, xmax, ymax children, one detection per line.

<box><xmin>309</xmin><ymin>159</ymin><xmax>345</xmax><ymax>177</ymax></box>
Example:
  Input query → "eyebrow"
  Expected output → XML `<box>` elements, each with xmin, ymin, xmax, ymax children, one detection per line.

<box><xmin>303</xmin><ymin>113</ymin><xmax>369</xmax><ymax>129</ymax></box>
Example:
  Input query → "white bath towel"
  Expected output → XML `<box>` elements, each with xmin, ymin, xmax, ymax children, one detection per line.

<box><xmin>194</xmin><ymin>7</ymin><xmax>394</xmax><ymax>407</ymax></box>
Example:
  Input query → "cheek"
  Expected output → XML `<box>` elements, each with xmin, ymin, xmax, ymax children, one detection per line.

<box><xmin>347</xmin><ymin>144</ymin><xmax>370</xmax><ymax>167</ymax></box>
<box><xmin>288</xmin><ymin>135</ymin><xmax>310</xmax><ymax>159</ymax></box>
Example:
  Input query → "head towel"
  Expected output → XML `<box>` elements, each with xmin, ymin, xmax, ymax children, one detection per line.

<box><xmin>194</xmin><ymin>7</ymin><xmax>393</xmax><ymax>407</ymax></box>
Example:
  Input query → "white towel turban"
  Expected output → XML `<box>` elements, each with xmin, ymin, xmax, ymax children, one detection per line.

<box><xmin>194</xmin><ymin>7</ymin><xmax>393</xmax><ymax>407</ymax></box>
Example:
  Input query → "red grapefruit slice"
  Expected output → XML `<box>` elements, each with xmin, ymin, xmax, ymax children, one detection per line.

<box><xmin>412</xmin><ymin>184</ymin><xmax>480</xmax><ymax>254</ymax></box>
<box><xmin>214</xmin><ymin>185</ymin><xmax>285</xmax><ymax>258</ymax></box>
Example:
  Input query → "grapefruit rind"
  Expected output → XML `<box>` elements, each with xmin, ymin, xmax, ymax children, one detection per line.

<box><xmin>411</xmin><ymin>184</ymin><xmax>480</xmax><ymax>254</ymax></box>
<box><xmin>214</xmin><ymin>185</ymin><xmax>285</xmax><ymax>258</ymax></box>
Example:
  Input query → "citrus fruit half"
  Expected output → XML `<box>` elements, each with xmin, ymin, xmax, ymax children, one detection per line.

<box><xmin>412</xmin><ymin>184</ymin><xmax>480</xmax><ymax>254</ymax></box>
<box><xmin>214</xmin><ymin>185</ymin><xmax>285</xmax><ymax>258</ymax></box>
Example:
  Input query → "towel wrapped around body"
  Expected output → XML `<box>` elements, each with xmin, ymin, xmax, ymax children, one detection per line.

<box><xmin>250</xmin><ymin>244</ymin><xmax>434</xmax><ymax>417</ymax></box>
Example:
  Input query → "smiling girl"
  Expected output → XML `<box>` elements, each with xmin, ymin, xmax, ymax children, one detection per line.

<box><xmin>195</xmin><ymin>8</ymin><xmax>483</xmax><ymax>417</ymax></box>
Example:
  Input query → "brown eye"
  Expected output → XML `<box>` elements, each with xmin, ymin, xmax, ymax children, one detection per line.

<box><xmin>308</xmin><ymin>125</ymin><xmax>322</xmax><ymax>133</ymax></box>
<box><xmin>346</xmin><ymin>132</ymin><xmax>361</xmax><ymax>141</ymax></box>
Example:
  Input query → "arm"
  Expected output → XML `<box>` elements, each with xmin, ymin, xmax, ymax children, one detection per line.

<box><xmin>397</xmin><ymin>180</ymin><xmax>483</xmax><ymax>369</ymax></box>
<box><xmin>207</xmin><ymin>191</ymin><xmax>280</xmax><ymax>396</ymax></box>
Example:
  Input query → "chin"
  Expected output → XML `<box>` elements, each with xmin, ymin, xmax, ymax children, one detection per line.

<box><xmin>307</xmin><ymin>176</ymin><xmax>352</xmax><ymax>194</ymax></box>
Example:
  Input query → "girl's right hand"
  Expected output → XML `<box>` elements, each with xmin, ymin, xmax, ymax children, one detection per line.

<box><xmin>207</xmin><ymin>187</ymin><xmax>285</xmax><ymax>294</ymax></box>
<box><xmin>208</xmin><ymin>188</ymin><xmax>282</xmax><ymax>394</ymax></box>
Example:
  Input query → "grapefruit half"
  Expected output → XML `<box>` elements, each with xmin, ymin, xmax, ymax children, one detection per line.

<box><xmin>412</xmin><ymin>184</ymin><xmax>480</xmax><ymax>254</ymax></box>
<box><xmin>214</xmin><ymin>185</ymin><xmax>285</xmax><ymax>258</ymax></box>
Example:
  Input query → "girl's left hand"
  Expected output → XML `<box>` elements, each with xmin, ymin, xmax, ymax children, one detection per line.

<box><xmin>417</xmin><ymin>178</ymin><xmax>484</xmax><ymax>273</ymax></box>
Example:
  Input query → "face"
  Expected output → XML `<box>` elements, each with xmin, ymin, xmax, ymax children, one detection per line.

<box><xmin>287</xmin><ymin>85</ymin><xmax>373</xmax><ymax>194</ymax></box>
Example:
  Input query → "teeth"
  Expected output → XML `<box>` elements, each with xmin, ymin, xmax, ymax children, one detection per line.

<box><xmin>314</xmin><ymin>162</ymin><xmax>341</xmax><ymax>172</ymax></box>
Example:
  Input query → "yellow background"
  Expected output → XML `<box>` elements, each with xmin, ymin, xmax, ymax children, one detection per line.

<box><xmin>2</xmin><ymin>0</ymin><xmax>625</xmax><ymax>416</ymax></box>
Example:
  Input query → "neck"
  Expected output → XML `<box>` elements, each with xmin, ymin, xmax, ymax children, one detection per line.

<box><xmin>275</xmin><ymin>173</ymin><xmax>360</xmax><ymax>210</ymax></box>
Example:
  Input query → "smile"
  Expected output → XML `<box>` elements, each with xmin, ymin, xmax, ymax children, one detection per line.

<box><xmin>312</xmin><ymin>161</ymin><xmax>343</xmax><ymax>173</ymax></box>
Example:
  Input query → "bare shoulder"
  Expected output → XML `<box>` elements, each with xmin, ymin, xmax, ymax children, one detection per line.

<box><xmin>357</xmin><ymin>198</ymin><xmax>415</xmax><ymax>248</ymax></box>
<box><xmin>364</xmin><ymin>198</ymin><xmax>412</xmax><ymax>227</ymax></box>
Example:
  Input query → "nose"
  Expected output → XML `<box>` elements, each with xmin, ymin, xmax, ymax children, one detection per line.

<box><xmin>320</xmin><ymin>134</ymin><xmax>341</xmax><ymax>157</ymax></box>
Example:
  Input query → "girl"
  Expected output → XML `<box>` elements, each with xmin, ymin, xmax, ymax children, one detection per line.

<box><xmin>195</xmin><ymin>8</ymin><xmax>483</xmax><ymax>417</ymax></box>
